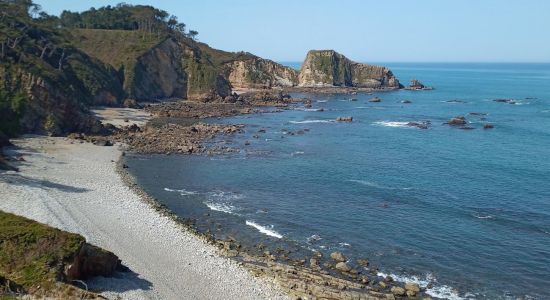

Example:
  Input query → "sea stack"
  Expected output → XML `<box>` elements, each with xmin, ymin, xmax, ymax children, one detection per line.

<box><xmin>297</xmin><ymin>50</ymin><xmax>401</xmax><ymax>89</ymax></box>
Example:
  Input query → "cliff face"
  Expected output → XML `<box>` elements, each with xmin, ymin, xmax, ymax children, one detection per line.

<box><xmin>70</xmin><ymin>30</ymin><xmax>231</xmax><ymax>100</ymax></box>
<box><xmin>223</xmin><ymin>56</ymin><xmax>298</xmax><ymax>89</ymax></box>
<box><xmin>298</xmin><ymin>50</ymin><xmax>400</xmax><ymax>89</ymax></box>
<box><xmin>130</xmin><ymin>38</ymin><xmax>188</xmax><ymax>100</ymax></box>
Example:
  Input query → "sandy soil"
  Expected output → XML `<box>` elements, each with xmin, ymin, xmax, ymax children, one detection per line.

<box><xmin>0</xmin><ymin>136</ymin><xmax>288</xmax><ymax>300</ymax></box>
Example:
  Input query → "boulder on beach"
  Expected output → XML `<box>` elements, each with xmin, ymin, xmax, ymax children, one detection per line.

<box><xmin>405</xmin><ymin>282</ymin><xmax>421</xmax><ymax>295</ymax></box>
<box><xmin>336</xmin><ymin>116</ymin><xmax>353</xmax><ymax>122</ymax></box>
<box><xmin>335</xmin><ymin>262</ymin><xmax>351</xmax><ymax>272</ymax></box>
<box><xmin>391</xmin><ymin>286</ymin><xmax>406</xmax><ymax>296</ymax></box>
<box><xmin>330</xmin><ymin>251</ymin><xmax>347</xmax><ymax>262</ymax></box>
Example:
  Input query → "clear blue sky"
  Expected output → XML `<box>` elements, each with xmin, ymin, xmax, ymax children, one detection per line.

<box><xmin>41</xmin><ymin>0</ymin><xmax>550</xmax><ymax>63</ymax></box>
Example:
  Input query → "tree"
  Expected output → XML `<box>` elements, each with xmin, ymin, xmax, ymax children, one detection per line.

<box><xmin>188</xmin><ymin>30</ymin><xmax>198</xmax><ymax>40</ymax></box>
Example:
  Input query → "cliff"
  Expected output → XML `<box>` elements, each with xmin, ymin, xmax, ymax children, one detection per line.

<box><xmin>298</xmin><ymin>50</ymin><xmax>401</xmax><ymax>89</ymax></box>
<box><xmin>0</xmin><ymin>9</ymin><xmax>124</xmax><ymax>137</ymax></box>
<box><xmin>0</xmin><ymin>210</ymin><xmax>120</xmax><ymax>298</ymax></box>
<box><xmin>221</xmin><ymin>54</ymin><xmax>298</xmax><ymax>89</ymax></box>
<box><xmin>70</xmin><ymin>29</ymin><xmax>231</xmax><ymax>100</ymax></box>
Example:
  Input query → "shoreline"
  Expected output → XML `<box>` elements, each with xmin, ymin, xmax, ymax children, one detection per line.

<box><xmin>109</xmin><ymin>98</ymin><xmax>434</xmax><ymax>300</ymax></box>
<box><xmin>0</xmin><ymin>136</ymin><xmax>288</xmax><ymax>300</ymax></box>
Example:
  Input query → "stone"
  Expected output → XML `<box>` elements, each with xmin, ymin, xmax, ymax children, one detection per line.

<box><xmin>391</xmin><ymin>286</ymin><xmax>406</xmax><ymax>296</ymax></box>
<box><xmin>405</xmin><ymin>282</ymin><xmax>420</xmax><ymax>294</ymax></box>
<box><xmin>335</xmin><ymin>262</ymin><xmax>351</xmax><ymax>272</ymax></box>
<box><xmin>369</xmin><ymin>97</ymin><xmax>382</xmax><ymax>102</ymax></box>
<box><xmin>447</xmin><ymin>116</ymin><xmax>467</xmax><ymax>126</ymax></box>
<box><xmin>357</xmin><ymin>259</ymin><xmax>369</xmax><ymax>267</ymax></box>
<box><xmin>484</xmin><ymin>123</ymin><xmax>494</xmax><ymax>129</ymax></box>
<box><xmin>65</xmin><ymin>244</ymin><xmax>121</xmax><ymax>280</ymax></box>
<box><xmin>401</xmin><ymin>100</ymin><xmax>412</xmax><ymax>104</ymax></box>
<box><xmin>330</xmin><ymin>251</ymin><xmax>347</xmax><ymax>262</ymax></box>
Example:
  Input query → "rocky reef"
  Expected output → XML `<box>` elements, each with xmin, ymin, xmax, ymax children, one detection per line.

<box><xmin>297</xmin><ymin>50</ymin><xmax>401</xmax><ymax>89</ymax></box>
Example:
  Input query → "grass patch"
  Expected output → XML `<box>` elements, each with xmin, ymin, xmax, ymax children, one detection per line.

<box><xmin>0</xmin><ymin>211</ymin><xmax>85</xmax><ymax>293</ymax></box>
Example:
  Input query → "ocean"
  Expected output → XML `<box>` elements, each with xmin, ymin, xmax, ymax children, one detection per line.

<box><xmin>125</xmin><ymin>63</ymin><xmax>550</xmax><ymax>299</ymax></box>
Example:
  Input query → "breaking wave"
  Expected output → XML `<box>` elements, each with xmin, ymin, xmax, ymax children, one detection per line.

<box><xmin>245</xmin><ymin>221</ymin><xmax>283</xmax><ymax>238</ymax></box>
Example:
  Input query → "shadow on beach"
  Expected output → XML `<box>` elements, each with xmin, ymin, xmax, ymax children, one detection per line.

<box><xmin>85</xmin><ymin>268</ymin><xmax>154</xmax><ymax>295</ymax></box>
<box><xmin>0</xmin><ymin>172</ymin><xmax>90</xmax><ymax>193</ymax></box>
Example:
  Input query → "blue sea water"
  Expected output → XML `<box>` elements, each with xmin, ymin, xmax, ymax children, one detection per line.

<box><xmin>126</xmin><ymin>63</ymin><xmax>550</xmax><ymax>299</ymax></box>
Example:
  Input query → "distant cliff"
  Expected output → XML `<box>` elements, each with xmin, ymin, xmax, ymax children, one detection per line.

<box><xmin>222</xmin><ymin>55</ymin><xmax>298</xmax><ymax>89</ymax></box>
<box><xmin>297</xmin><ymin>50</ymin><xmax>401</xmax><ymax>89</ymax></box>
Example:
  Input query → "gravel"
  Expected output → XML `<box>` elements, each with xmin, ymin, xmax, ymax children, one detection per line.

<box><xmin>0</xmin><ymin>136</ymin><xmax>288</xmax><ymax>300</ymax></box>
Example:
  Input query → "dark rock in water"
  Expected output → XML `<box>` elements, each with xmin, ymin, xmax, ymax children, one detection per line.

<box><xmin>350</xmin><ymin>98</ymin><xmax>358</xmax><ymax>101</ymax></box>
<box><xmin>407</xmin><ymin>121</ymin><xmax>430</xmax><ymax>129</ymax></box>
<box><xmin>122</xmin><ymin>164</ymin><xmax>129</xmax><ymax>169</ymax></box>
<box><xmin>244</xmin><ymin>140</ymin><xmax>251</xmax><ymax>146</ymax></box>
<box><xmin>330</xmin><ymin>251</ymin><xmax>347</xmax><ymax>262</ymax></box>
<box><xmin>447</xmin><ymin>116</ymin><xmax>467</xmax><ymax>126</ymax></box>
<box><xmin>401</xmin><ymin>100</ymin><xmax>412</xmax><ymax>104</ymax></box>
<box><xmin>406</xmin><ymin>79</ymin><xmax>433</xmax><ymax>90</ymax></box>
<box><xmin>459</xmin><ymin>126</ymin><xmax>475</xmax><ymax>130</ymax></box>
<box><xmin>357</xmin><ymin>259</ymin><xmax>369</xmax><ymax>267</ymax></box>
<box><xmin>446</xmin><ymin>99</ymin><xmax>467</xmax><ymax>103</ymax></box>
<box><xmin>469</xmin><ymin>112</ymin><xmax>487</xmax><ymax>116</ymax></box>
<box><xmin>258</xmin><ymin>129</ymin><xmax>266</xmax><ymax>133</ymax></box>
<box><xmin>336</xmin><ymin>116</ymin><xmax>353</xmax><ymax>122</ymax></box>
<box><xmin>494</xmin><ymin>98</ymin><xmax>516</xmax><ymax>104</ymax></box>
<box><xmin>484</xmin><ymin>123</ymin><xmax>494</xmax><ymax>129</ymax></box>
<box><xmin>369</xmin><ymin>97</ymin><xmax>382</xmax><ymax>103</ymax></box>
<box><xmin>335</xmin><ymin>262</ymin><xmax>351</xmax><ymax>272</ymax></box>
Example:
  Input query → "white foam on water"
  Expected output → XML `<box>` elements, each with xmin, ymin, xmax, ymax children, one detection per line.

<box><xmin>347</xmin><ymin>179</ymin><xmax>386</xmax><ymax>189</ymax></box>
<box><xmin>372</xmin><ymin>121</ymin><xmax>411</xmax><ymax>128</ymax></box>
<box><xmin>376</xmin><ymin>271</ymin><xmax>468</xmax><ymax>300</ymax></box>
<box><xmin>292</xmin><ymin>151</ymin><xmax>305</xmax><ymax>156</ymax></box>
<box><xmin>339</xmin><ymin>242</ymin><xmax>351</xmax><ymax>247</ymax></box>
<box><xmin>289</xmin><ymin>120</ymin><xmax>334</xmax><ymax>124</ymax></box>
<box><xmin>163</xmin><ymin>187</ymin><xmax>197</xmax><ymax>195</ymax></box>
<box><xmin>317</xmin><ymin>100</ymin><xmax>328</xmax><ymax>103</ymax></box>
<box><xmin>307</xmin><ymin>234</ymin><xmax>322</xmax><ymax>243</ymax></box>
<box><xmin>472</xmin><ymin>213</ymin><xmax>494</xmax><ymax>219</ymax></box>
<box><xmin>205</xmin><ymin>202</ymin><xmax>236</xmax><ymax>214</ymax></box>
<box><xmin>245</xmin><ymin>221</ymin><xmax>283</xmax><ymax>239</ymax></box>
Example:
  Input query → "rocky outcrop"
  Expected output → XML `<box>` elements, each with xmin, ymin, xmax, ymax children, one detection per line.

<box><xmin>65</xmin><ymin>243</ymin><xmax>121</xmax><ymax>280</ymax></box>
<box><xmin>298</xmin><ymin>50</ymin><xmax>401</xmax><ymax>89</ymax></box>
<box><xmin>223</xmin><ymin>56</ymin><xmax>298</xmax><ymax>89</ymax></box>
<box><xmin>0</xmin><ymin>211</ymin><xmax>120</xmax><ymax>298</ymax></box>
<box><xmin>0</xmin><ymin>65</ymin><xmax>114</xmax><ymax>136</ymax></box>
<box><xmin>130</xmin><ymin>38</ymin><xmax>188</xmax><ymax>100</ymax></box>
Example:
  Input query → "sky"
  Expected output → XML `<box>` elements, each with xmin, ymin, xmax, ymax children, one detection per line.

<box><xmin>40</xmin><ymin>0</ymin><xmax>550</xmax><ymax>63</ymax></box>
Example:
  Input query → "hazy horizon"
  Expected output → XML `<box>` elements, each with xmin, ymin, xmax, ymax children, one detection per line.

<box><xmin>41</xmin><ymin>0</ymin><xmax>550</xmax><ymax>63</ymax></box>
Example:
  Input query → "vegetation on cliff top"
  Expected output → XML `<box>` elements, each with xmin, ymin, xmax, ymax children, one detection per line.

<box><xmin>0</xmin><ymin>210</ymin><xmax>84</xmax><ymax>295</ymax></box>
<box><xmin>0</xmin><ymin>0</ymin><xmax>125</xmax><ymax>136</ymax></box>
